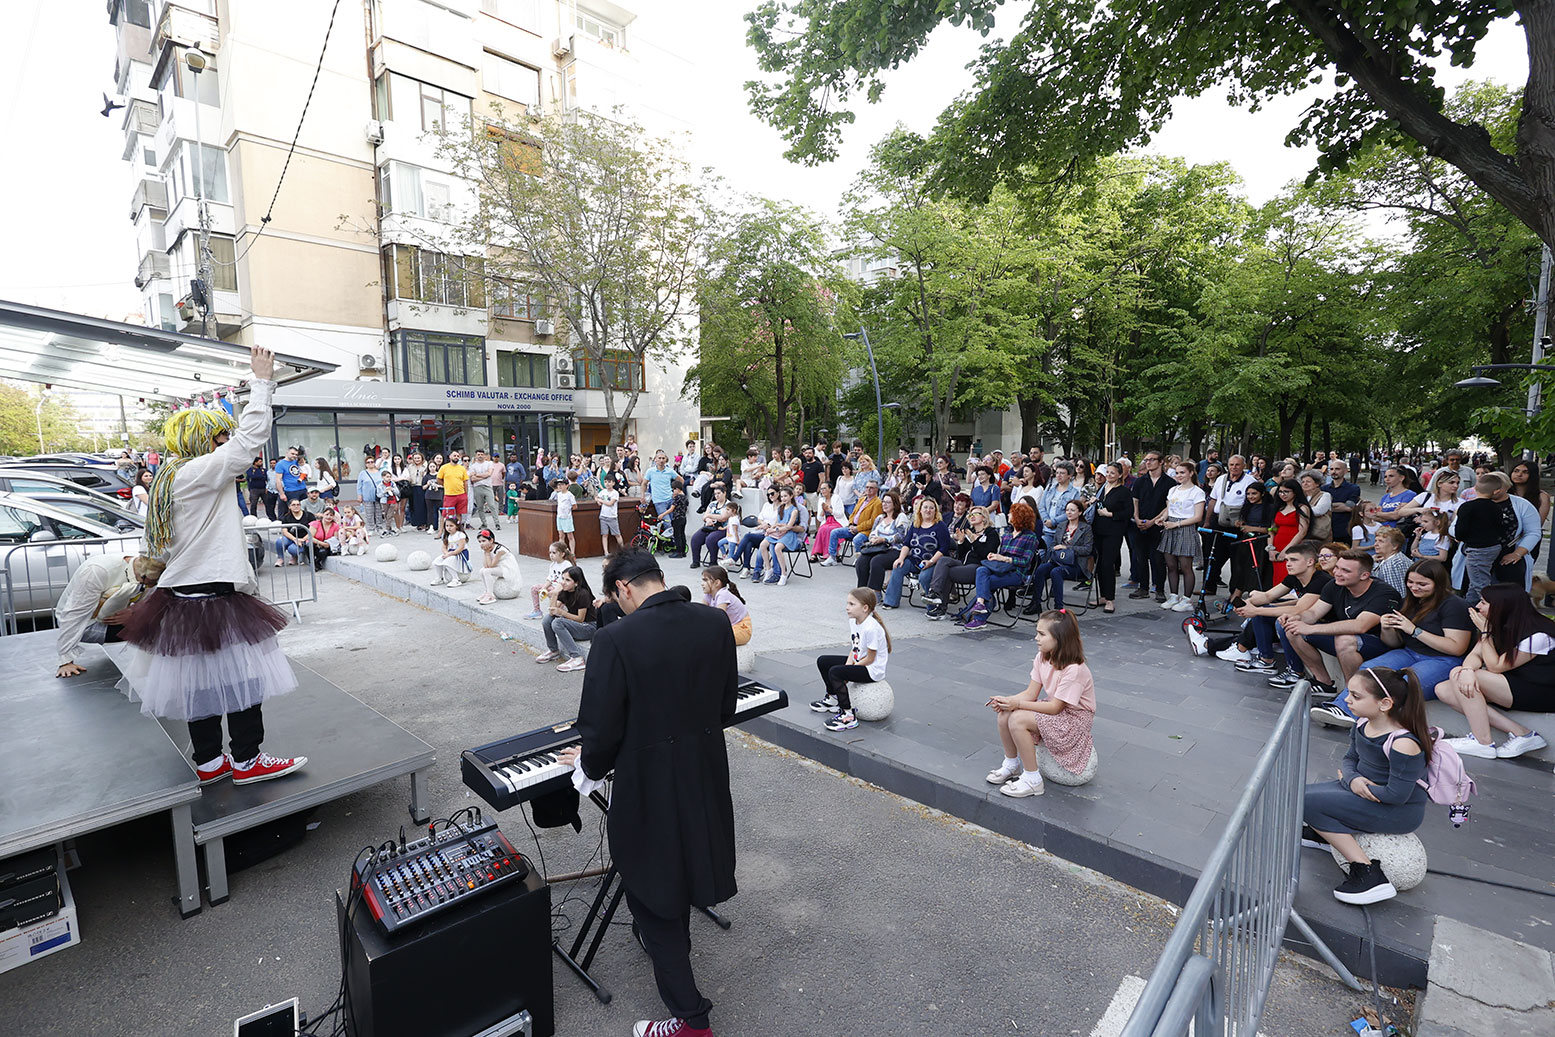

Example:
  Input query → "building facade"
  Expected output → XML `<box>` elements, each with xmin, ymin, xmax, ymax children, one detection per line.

<box><xmin>106</xmin><ymin>0</ymin><xmax>699</xmax><ymax>472</ymax></box>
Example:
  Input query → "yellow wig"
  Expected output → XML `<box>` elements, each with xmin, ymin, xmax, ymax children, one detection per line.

<box><xmin>146</xmin><ymin>407</ymin><xmax>239</xmax><ymax>557</ymax></box>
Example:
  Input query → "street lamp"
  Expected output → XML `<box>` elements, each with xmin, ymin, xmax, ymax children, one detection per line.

<box><xmin>843</xmin><ymin>327</ymin><xmax>889</xmax><ymax>462</ymax></box>
<box><xmin>185</xmin><ymin>48</ymin><xmax>216</xmax><ymax>340</ymax></box>
<box><xmin>34</xmin><ymin>389</ymin><xmax>51</xmax><ymax>453</ymax></box>
<box><xmin>1453</xmin><ymin>350</ymin><xmax>1555</xmax><ymax>461</ymax></box>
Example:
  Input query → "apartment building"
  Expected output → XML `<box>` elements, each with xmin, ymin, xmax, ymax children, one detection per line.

<box><xmin>106</xmin><ymin>0</ymin><xmax>699</xmax><ymax>475</ymax></box>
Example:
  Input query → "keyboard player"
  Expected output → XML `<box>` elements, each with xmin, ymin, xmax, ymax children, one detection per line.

<box><xmin>557</xmin><ymin>549</ymin><xmax>736</xmax><ymax>1037</ymax></box>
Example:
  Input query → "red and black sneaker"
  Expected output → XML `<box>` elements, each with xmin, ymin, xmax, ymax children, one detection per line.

<box><xmin>632</xmin><ymin>1019</ymin><xmax>712</xmax><ymax>1037</ymax></box>
<box><xmin>232</xmin><ymin>752</ymin><xmax>308</xmax><ymax>786</ymax></box>
<box><xmin>196</xmin><ymin>755</ymin><xmax>232</xmax><ymax>786</ymax></box>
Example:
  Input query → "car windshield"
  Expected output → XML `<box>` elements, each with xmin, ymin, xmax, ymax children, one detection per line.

<box><xmin>43</xmin><ymin>498</ymin><xmax>140</xmax><ymax>529</ymax></box>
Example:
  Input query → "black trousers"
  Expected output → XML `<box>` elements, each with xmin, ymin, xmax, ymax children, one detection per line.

<box><xmin>855</xmin><ymin>550</ymin><xmax>893</xmax><ymax>591</ymax></box>
<box><xmin>188</xmin><ymin>704</ymin><xmax>264</xmax><ymax>766</ymax></box>
<box><xmin>1094</xmin><ymin>532</ymin><xmax>1125</xmax><ymax>601</ymax></box>
<box><xmin>1136</xmin><ymin>526</ymin><xmax>1166</xmax><ymax>591</ymax></box>
<box><xmin>816</xmin><ymin>654</ymin><xmax>872</xmax><ymax>709</ymax></box>
<box><xmin>625</xmin><ymin>887</ymin><xmax>712</xmax><ymax>1029</ymax></box>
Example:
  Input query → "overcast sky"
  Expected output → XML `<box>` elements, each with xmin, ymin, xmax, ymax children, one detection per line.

<box><xmin>0</xmin><ymin>1</ymin><xmax>1530</xmax><ymax>322</ymax></box>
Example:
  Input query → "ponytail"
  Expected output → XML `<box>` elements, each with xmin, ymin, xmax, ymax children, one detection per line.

<box><xmin>704</xmin><ymin>565</ymin><xmax>744</xmax><ymax>604</ymax></box>
<box><xmin>1367</xmin><ymin>667</ymin><xmax>1433</xmax><ymax>767</ymax></box>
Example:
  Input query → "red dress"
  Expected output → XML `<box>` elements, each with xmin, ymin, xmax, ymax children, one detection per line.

<box><xmin>1270</xmin><ymin>507</ymin><xmax>1302</xmax><ymax>584</ymax></box>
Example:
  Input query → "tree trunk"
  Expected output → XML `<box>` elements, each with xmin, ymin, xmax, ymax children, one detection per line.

<box><xmin>1018</xmin><ymin>396</ymin><xmax>1043</xmax><ymax>453</ymax></box>
<box><xmin>1322</xmin><ymin>418</ymin><xmax>1333</xmax><ymax>456</ymax></box>
<box><xmin>1301</xmin><ymin>411</ymin><xmax>1314</xmax><ymax>461</ymax></box>
<box><xmin>1187</xmin><ymin>419</ymin><xmax>1206</xmax><ymax>462</ymax></box>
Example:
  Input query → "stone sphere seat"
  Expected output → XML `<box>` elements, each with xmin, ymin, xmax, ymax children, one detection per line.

<box><xmin>375</xmin><ymin>544</ymin><xmax>399</xmax><ymax>562</ymax></box>
<box><xmin>1035</xmin><ymin>744</ymin><xmax>1100</xmax><ymax>787</ymax></box>
<box><xmin>492</xmin><ymin>575</ymin><xmax>522</xmax><ymax>599</ymax></box>
<box><xmin>736</xmin><ymin>643</ymin><xmax>756</xmax><ymax>674</ymax></box>
<box><xmin>406</xmin><ymin>550</ymin><xmax>432</xmax><ymax>572</ymax></box>
<box><xmin>1329</xmin><ymin>832</ymin><xmax>1427</xmax><ymax>892</ymax></box>
<box><xmin>848</xmin><ymin>680</ymin><xmax>894</xmax><ymax>722</ymax></box>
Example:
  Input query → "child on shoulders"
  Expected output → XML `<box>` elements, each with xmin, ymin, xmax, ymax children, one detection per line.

<box><xmin>985</xmin><ymin>608</ymin><xmax>1096</xmax><ymax>798</ymax></box>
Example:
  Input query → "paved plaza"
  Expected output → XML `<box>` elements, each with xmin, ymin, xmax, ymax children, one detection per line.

<box><xmin>0</xmin><ymin>569</ymin><xmax>1373</xmax><ymax>1036</ymax></box>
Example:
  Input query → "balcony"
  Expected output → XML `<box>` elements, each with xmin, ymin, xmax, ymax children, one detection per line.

<box><xmin>130</xmin><ymin>177</ymin><xmax>168</xmax><ymax>220</ymax></box>
<box><xmin>136</xmin><ymin>251</ymin><xmax>171</xmax><ymax>289</ymax></box>
<box><xmin>123</xmin><ymin>97</ymin><xmax>160</xmax><ymax>136</ymax></box>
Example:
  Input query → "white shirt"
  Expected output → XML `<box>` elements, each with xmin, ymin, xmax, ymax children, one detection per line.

<box><xmin>1210</xmin><ymin>473</ymin><xmax>1257</xmax><ymax>511</ymax></box>
<box><xmin>1517</xmin><ymin>633</ymin><xmax>1555</xmax><ymax>656</ymax></box>
<box><xmin>849</xmin><ymin>616</ymin><xmax>890</xmax><ymax>681</ymax></box>
<box><xmin>55</xmin><ymin>554</ymin><xmax>136</xmax><ymax>665</ymax></box>
<box><xmin>596</xmin><ymin>487</ymin><xmax>619</xmax><ymax>519</ymax></box>
<box><xmin>1166</xmin><ymin>484</ymin><xmax>1206</xmax><ymax>521</ymax></box>
<box><xmin>157</xmin><ymin>380</ymin><xmax>275</xmax><ymax>593</ymax></box>
<box><xmin>552</xmin><ymin>488</ymin><xmax>575</xmax><ymax>517</ymax></box>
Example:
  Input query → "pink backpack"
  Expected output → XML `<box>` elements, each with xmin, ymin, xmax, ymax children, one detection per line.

<box><xmin>1386</xmin><ymin>727</ymin><xmax>1477</xmax><ymax>827</ymax></box>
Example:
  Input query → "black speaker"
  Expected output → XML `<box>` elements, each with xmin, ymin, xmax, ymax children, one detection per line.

<box><xmin>337</xmin><ymin>866</ymin><xmax>554</xmax><ymax>1037</ymax></box>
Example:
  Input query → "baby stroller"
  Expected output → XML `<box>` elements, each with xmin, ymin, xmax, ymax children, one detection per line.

<box><xmin>630</xmin><ymin>510</ymin><xmax>676</xmax><ymax>554</ymax></box>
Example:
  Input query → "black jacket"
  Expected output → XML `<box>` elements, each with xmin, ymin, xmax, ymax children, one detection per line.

<box><xmin>576</xmin><ymin>588</ymin><xmax>739</xmax><ymax>917</ymax></box>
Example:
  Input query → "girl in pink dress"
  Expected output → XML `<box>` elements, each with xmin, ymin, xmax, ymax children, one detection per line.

<box><xmin>984</xmin><ymin>609</ymin><xmax>1097</xmax><ymax>798</ymax></box>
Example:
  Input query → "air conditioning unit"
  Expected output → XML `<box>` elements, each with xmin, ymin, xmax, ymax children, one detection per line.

<box><xmin>551</xmin><ymin>35</ymin><xmax>573</xmax><ymax>57</ymax></box>
<box><xmin>358</xmin><ymin>352</ymin><xmax>384</xmax><ymax>372</ymax></box>
<box><xmin>534</xmin><ymin>318</ymin><xmax>555</xmax><ymax>336</ymax></box>
<box><xmin>365</xmin><ymin>119</ymin><xmax>385</xmax><ymax>145</ymax></box>
<box><xmin>556</xmin><ymin>373</ymin><xmax>576</xmax><ymax>389</ymax></box>
<box><xmin>553</xmin><ymin>353</ymin><xmax>573</xmax><ymax>372</ymax></box>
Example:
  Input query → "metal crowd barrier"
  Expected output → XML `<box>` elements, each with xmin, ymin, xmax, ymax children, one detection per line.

<box><xmin>1</xmin><ymin>528</ymin><xmax>318</xmax><ymax>636</ymax></box>
<box><xmin>1122</xmin><ymin>682</ymin><xmax>1362</xmax><ymax>1036</ymax></box>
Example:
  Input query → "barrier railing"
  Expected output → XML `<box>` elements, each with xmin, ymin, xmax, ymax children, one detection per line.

<box><xmin>1122</xmin><ymin>682</ymin><xmax>1362</xmax><ymax>1036</ymax></box>
<box><xmin>1</xmin><ymin>528</ymin><xmax>317</xmax><ymax>635</ymax></box>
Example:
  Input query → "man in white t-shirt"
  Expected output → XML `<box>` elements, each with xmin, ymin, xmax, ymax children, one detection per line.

<box><xmin>596</xmin><ymin>484</ymin><xmax>623</xmax><ymax>554</ymax></box>
<box><xmin>1205</xmin><ymin>454</ymin><xmax>1257</xmax><ymax>595</ymax></box>
<box><xmin>466</xmin><ymin>450</ymin><xmax>500</xmax><ymax>531</ymax></box>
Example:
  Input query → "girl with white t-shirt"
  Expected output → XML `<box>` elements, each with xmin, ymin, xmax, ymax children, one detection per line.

<box><xmin>1155</xmin><ymin>462</ymin><xmax>1206</xmax><ymax>613</ymax></box>
<box><xmin>1435</xmin><ymin>582</ymin><xmax>1552</xmax><ymax>760</ymax></box>
<box><xmin>809</xmin><ymin>587</ymin><xmax>891</xmax><ymax>733</ymax></box>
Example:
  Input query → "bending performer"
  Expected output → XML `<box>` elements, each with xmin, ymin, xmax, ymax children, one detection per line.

<box><xmin>118</xmin><ymin>346</ymin><xmax>307</xmax><ymax>787</ymax></box>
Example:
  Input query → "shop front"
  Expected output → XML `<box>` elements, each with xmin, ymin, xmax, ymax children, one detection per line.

<box><xmin>270</xmin><ymin>379</ymin><xmax>576</xmax><ymax>491</ymax></box>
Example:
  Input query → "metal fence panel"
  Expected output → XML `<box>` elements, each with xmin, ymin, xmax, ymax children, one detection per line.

<box><xmin>1123</xmin><ymin>682</ymin><xmax>1360</xmax><ymax>1037</ymax></box>
<box><xmin>2</xmin><ymin>527</ymin><xmax>317</xmax><ymax>635</ymax></box>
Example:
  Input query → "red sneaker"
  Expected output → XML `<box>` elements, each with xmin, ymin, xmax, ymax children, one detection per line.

<box><xmin>632</xmin><ymin>1020</ymin><xmax>711</xmax><ymax>1037</ymax></box>
<box><xmin>232</xmin><ymin>752</ymin><xmax>308</xmax><ymax>786</ymax></box>
<box><xmin>196</xmin><ymin>755</ymin><xmax>232</xmax><ymax>786</ymax></box>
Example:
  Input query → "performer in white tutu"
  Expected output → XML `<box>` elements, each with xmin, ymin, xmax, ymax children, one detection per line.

<box><xmin>118</xmin><ymin>346</ymin><xmax>307</xmax><ymax>787</ymax></box>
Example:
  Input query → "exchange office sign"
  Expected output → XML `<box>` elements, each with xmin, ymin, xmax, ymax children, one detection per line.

<box><xmin>276</xmin><ymin>377</ymin><xmax>576</xmax><ymax>413</ymax></box>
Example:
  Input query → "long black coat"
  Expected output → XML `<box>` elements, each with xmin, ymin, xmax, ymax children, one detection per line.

<box><xmin>576</xmin><ymin>588</ymin><xmax>739</xmax><ymax>918</ymax></box>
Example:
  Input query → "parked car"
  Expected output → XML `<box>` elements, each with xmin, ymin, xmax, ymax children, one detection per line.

<box><xmin>0</xmin><ymin>492</ymin><xmax>140</xmax><ymax>624</ymax></box>
<box><xmin>15</xmin><ymin>453</ymin><xmax>116</xmax><ymax>466</ymax></box>
<box><xmin>21</xmin><ymin>494</ymin><xmax>144</xmax><ymax>533</ymax></box>
<box><xmin>0</xmin><ymin>470</ymin><xmax>131</xmax><ymax>509</ymax></box>
<box><xmin>0</xmin><ymin>463</ymin><xmax>138</xmax><ymax>501</ymax></box>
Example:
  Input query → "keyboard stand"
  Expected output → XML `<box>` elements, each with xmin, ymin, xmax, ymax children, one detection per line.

<box><xmin>551</xmin><ymin>789</ymin><xmax>733</xmax><ymax>1004</ymax></box>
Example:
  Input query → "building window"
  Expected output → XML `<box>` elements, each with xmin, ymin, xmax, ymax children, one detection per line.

<box><xmin>420</xmin><ymin>82</ymin><xmax>457</xmax><ymax>133</ymax></box>
<box><xmin>481</xmin><ymin>0</ymin><xmax>539</xmax><ymax>30</ymax></box>
<box><xmin>481</xmin><ymin>51</ymin><xmax>541</xmax><ymax>107</ymax></box>
<box><xmin>164</xmin><ymin>141</ymin><xmax>229</xmax><ymax>206</ymax></box>
<box><xmin>496</xmin><ymin>350</ymin><xmax>550</xmax><ymax>388</ymax></box>
<box><xmin>395</xmin><ymin>330</ymin><xmax>487</xmax><ymax>386</ymax></box>
<box><xmin>484</xmin><ymin>124</ymin><xmax>542</xmax><ymax>175</ymax></box>
<box><xmin>160</xmin><ymin>49</ymin><xmax>220</xmax><ymax>106</ymax></box>
<box><xmin>575</xmin><ymin>7</ymin><xmax>624</xmax><ymax>47</ymax></box>
<box><xmin>576</xmin><ymin>350</ymin><xmax>642</xmax><ymax>391</ymax></box>
<box><xmin>372</xmin><ymin>73</ymin><xmax>391</xmax><ymax>121</ymax></box>
<box><xmin>121</xmin><ymin>0</ymin><xmax>152</xmax><ymax>28</ymax></box>
<box><xmin>208</xmin><ymin>235</ymin><xmax>237</xmax><ymax>291</ymax></box>
<box><xmin>491</xmin><ymin>280</ymin><xmax>545</xmax><ymax>320</ymax></box>
<box><xmin>384</xmin><ymin>244</ymin><xmax>486</xmax><ymax>309</ymax></box>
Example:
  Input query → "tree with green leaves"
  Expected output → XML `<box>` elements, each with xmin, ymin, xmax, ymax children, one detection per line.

<box><xmin>441</xmin><ymin>109</ymin><xmax>709</xmax><ymax>447</ymax></box>
<box><xmin>746</xmin><ymin>1</ymin><xmax>1555</xmax><ymax>249</ymax></box>
<box><xmin>689</xmin><ymin>197</ymin><xmax>851</xmax><ymax>448</ymax></box>
<box><xmin>844</xmin><ymin>131</ymin><xmax>1044</xmax><ymax>450</ymax></box>
<box><xmin>0</xmin><ymin>384</ymin><xmax>96</xmax><ymax>457</ymax></box>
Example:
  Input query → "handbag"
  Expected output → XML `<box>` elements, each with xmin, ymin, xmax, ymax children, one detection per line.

<box><xmin>1052</xmin><ymin>544</ymin><xmax>1077</xmax><ymax>567</ymax></box>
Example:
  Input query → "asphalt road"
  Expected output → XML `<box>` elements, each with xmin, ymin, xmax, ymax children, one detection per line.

<box><xmin>0</xmin><ymin>574</ymin><xmax>1367</xmax><ymax>1036</ymax></box>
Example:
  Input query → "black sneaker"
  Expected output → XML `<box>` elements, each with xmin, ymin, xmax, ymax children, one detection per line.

<box><xmin>1310</xmin><ymin>702</ymin><xmax>1358</xmax><ymax>728</ymax></box>
<box><xmin>1127</xmin><ymin>588</ymin><xmax>1150</xmax><ymax>599</ymax></box>
<box><xmin>809</xmin><ymin>695</ymin><xmax>839</xmax><ymax>713</ymax></box>
<box><xmin>1307</xmin><ymin>681</ymin><xmax>1338</xmax><ymax>699</ymax></box>
<box><xmin>1021</xmin><ymin>599</ymin><xmax>1043</xmax><ymax>616</ymax></box>
<box><xmin>1267</xmin><ymin>669</ymin><xmax>1302</xmax><ymax>689</ymax></box>
<box><xmin>1334</xmin><ymin>859</ymin><xmax>1397</xmax><ymax>905</ymax></box>
<box><xmin>926</xmin><ymin>605</ymin><xmax>947</xmax><ymax>621</ymax></box>
<box><xmin>1236</xmin><ymin>658</ymin><xmax>1278</xmax><ymax>674</ymax></box>
<box><xmin>1300</xmin><ymin>824</ymin><xmax>1326</xmax><ymax>850</ymax></box>
<box><xmin>921</xmin><ymin>593</ymin><xmax>943</xmax><ymax>606</ymax></box>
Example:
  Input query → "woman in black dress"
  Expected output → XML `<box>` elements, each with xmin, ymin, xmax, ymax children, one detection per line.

<box><xmin>1090</xmin><ymin>462</ymin><xmax>1134</xmax><ymax>614</ymax></box>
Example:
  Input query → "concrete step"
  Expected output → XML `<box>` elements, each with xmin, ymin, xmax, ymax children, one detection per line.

<box><xmin>1413</xmin><ymin>916</ymin><xmax>1555</xmax><ymax>1036</ymax></box>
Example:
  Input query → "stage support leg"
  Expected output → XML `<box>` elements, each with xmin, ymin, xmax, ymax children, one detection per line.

<box><xmin>205</xmin><ymin>835</ymin><xmax>230</xmax><ymax>905</ymax></box>
<box><xmin>410</xmin><ymin>769</ymin><xmax>431</xmax><ymax>824</ymax></box>
<box><xmin>171</xmin><ymin>803</ymin><xmax>201</xmax><ymax>918</ymax></box>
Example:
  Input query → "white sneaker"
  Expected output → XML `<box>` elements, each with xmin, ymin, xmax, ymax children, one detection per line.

<box><xmin>985</xmin><ymin>760</ymin><xmax>1022</xmax><ymax>785</ymax></box>
<box><xmin>1216</xmin><ymin>644</ymin><xmax>1253</xmax><ymax>663</ymax></box>
<box><xmin>1171</xmin><ymin>597</ymin><xmax>1195</xmax><ymax>613</ymax></box>
<box><xmin>430</xmin><ymin>578</ymin><xmax>446</xmax><ymax>586</ymax></box>
<box><xmin>534</xmin><ymin>650</ymin><xmax>561</xmax><ymax>664</ymax></box>
<box><xmin>1000</xmin><ymin>773</ymin><xmax>1045</xmax><ymax>798</ymax></box>
<box><xmin>778</xmin><ymin>569</ymin><xmax>790</xmax><ymax>586</ymax></box>
<box><xmin>1444</xmin><ymin>735</ymin><xmax>1498</xmax><ymax>759</ymax></box>
<box><xmin>1159</xmin><ymin>594</ymin><xmax>1180</xmax><ymax>610</ymax></box>
<box><xmin>1185</xmin><ymin>625</ymin><xmax>1210</xmax><ymax>656</ymax></box>
<box><xmin>819</xmin><ymin>557</ymin><xmax>838</xmax><ymax>567</ymax></box>
<box><xmin>1496</xmin><ymin>731</ymin><xmax>1547</xmax><ymax>758</ymax></box>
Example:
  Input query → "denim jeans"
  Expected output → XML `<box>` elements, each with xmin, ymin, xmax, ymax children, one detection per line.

<box><xmin>734</xmin><ymin>530</ymin><xmax>766</xmax><ymax>570</ymax></box>
<box><xmin>543</xmin><ymin>614</ymin><xmax>597</xmax><ymax>659</ymax></box>
<box><xmin>274</xmin><ymin>537</ymin><xmax>303</xmax><ymax>560</ymax></box>
<box><xmin>1321</xmin><ymin>649</ymin><xmax>1458</xmax><ymax>716</ymax></box>
<box><xmin>1276</xmin><ymin>628</ymin><xmax>1388</xmax><ymax>677</ymax></box>
<box><xmin>882</xmin><ymin>557</ymin><xmax>925</xmax><ymax>607</ymax></box>
<box><xmin>827</xmin><ymin>526</ymin><xmax>867</xmax><ymax>558</ymax></box>
<box><xmin>972</xmin><ymin>565</ymin><xmax>1025</xmax><ymax>605</ymax></box>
